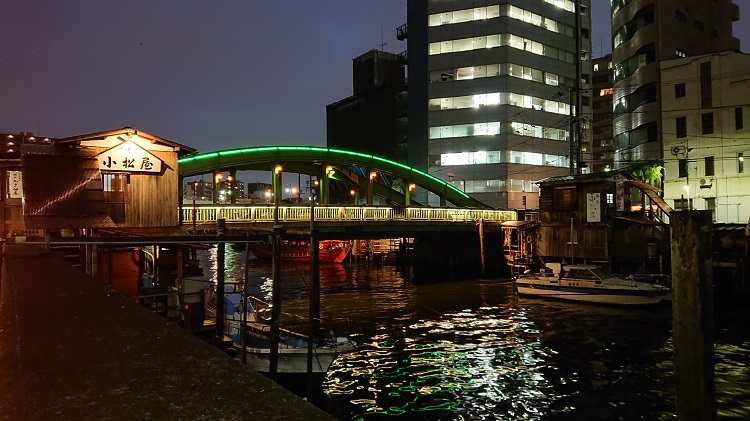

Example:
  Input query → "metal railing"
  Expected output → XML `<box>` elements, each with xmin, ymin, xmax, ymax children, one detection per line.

<box><xmin>182</xmin><ymin>205</ymin><xmax>516</xmax><ymax>224</ymax></box>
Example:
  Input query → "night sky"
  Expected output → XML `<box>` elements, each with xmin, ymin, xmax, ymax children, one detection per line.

<box><xmin>2</xmin><ymin>1</ymin><xmax>749</xmax><ymax>154</ymax></box>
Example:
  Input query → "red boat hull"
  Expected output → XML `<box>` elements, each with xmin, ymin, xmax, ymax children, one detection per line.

<box><xmin>246</xmin><ymin>241</ymin><xmax>349</xmax><ymax>263</ymax></box>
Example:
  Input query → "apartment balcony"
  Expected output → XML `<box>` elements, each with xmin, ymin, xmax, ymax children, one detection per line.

<box><xmin>397</xmin><ymin>23</ymin><xmax>407</xmax><ymax>40</ymax></box>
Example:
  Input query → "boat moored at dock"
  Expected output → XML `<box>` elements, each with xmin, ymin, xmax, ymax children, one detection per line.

<box><xmin>206</xmin><ymin>282</ymin><xmax>356</xmax><ymax>374</ymax></box>
<box><xmin>515</xmin><ymin>264</ymin><xmax>671</xmax><ymax>306</ymax></box>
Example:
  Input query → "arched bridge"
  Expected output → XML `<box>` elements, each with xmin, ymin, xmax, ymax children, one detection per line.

<box><xmin>178</xmin><ymin>146</ymin><xmax>490</xmax><ymax>208</ymax></box>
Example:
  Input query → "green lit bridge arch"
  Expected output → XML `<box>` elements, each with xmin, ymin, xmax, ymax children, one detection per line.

<box><xmin>178</xmin><ymin>146</ymin><xmax>491</xmax><ymax>209</ymax></box>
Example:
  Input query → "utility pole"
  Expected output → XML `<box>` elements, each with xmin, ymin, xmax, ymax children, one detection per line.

<box><xmin>569</xmin><ymin>0</ymin><xmax>582</xmax><ymax>175</ymax></box>
<box><xmin>574</xmin><ymin>0</ymin><xmax>583</xmax><ymax>174</ymax></box>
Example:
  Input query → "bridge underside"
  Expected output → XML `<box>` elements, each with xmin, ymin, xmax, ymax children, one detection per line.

<box><xmin>200</xmin><ymin>220</ymin><xmax>488</xmax><ymax>241</ymax></box>
<box><xmin>178</xmin><ymin>146</ymin><xmax>491</xmax><ymax>209</ymax></box>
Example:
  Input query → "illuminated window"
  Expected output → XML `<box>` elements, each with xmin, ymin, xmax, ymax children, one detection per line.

<box><xmin>430</xmin><ymin>92</ymin><xmax>569</xmax><ymax>115</ymax></box>
<box><xmin>429</xmin><ymin>34</ymin><xmax>575</xmax><ymax>62</ymax></box>
<box><xmin>437</xmin><ymin>150</ymin><xmax>568</xmax><ymax>168</ymax></box>
<box><xmin>103</xmin><ymin>173</ymin><xmax>127</xmax><ymax>203</ymax></box>
<box><xmin>599</xmin><ymin>88</ymin><xmax>613</xmax><ymax>96</ymax></box>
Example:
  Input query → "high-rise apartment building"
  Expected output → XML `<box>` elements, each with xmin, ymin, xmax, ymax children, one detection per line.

<box><xmin>611</xmin><ymin>0</ymin><xmax>740</xmax><ymax>168</ymax></box>
<box><xmin>406</xmin><ymin>0</ymin><xmax>592</xmax><ymax>209</ymax></box>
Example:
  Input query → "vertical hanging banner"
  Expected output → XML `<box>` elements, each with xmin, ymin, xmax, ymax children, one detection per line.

<box><xmin>8</xmin><ymin>171</ymin><xmax>22</xmax><ymax>198</ymax></box>
<box><xmin>586</xmin><ymin>192</ymin><xmax>601</xmax><ymax>222</ymax></box>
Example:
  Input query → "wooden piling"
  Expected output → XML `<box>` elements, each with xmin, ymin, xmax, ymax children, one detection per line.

<box><xmin>269</xmin><ymin>210</ymin><xmax>282</xmax><ymax>379</ymax></box>
<box><xmin>307</xmin><ymin>201</ymin><xmax>320</xmax><ymax>399</ymax></box>
<box><xmin>670</xmin><ymin>210</ymin><xmax>715</xmax><ymax>420</ymax></box>
<box><xmin>215</xmin><ymin>219</ymin><xmax>226</xmax><ymax>338</ymax></box>
<box><xmin>479</xmin><ymin>218</ymin><xmax>486</xmax><ymax>277</ymax></box>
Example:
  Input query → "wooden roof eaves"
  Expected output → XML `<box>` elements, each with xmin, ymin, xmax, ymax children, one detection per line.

<box><xmin>56</xmin><ymin>127</ymin><xmax>197</xmax><ymax>155</ymax></box>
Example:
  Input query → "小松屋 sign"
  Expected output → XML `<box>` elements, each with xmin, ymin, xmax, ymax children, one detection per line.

<box><xmin>97</xmin><ymin>140</ymin><xmax>162</xmax><ymax>173</ymax></box>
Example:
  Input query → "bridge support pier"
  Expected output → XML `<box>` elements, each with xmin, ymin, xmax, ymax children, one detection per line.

<box><xmin>411</xmin><ymin>230</ymin><xmax>504</xmax><ymax>282</ymax></box>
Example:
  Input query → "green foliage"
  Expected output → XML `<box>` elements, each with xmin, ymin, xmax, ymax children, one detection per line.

<box><xmin>627</xmin><ymin>161</ymin><xmax>663</xmax><ymax>186</ymax></box>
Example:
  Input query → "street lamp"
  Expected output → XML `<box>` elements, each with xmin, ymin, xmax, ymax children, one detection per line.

<box><xmin>214</xmin><ymin>173</ymin><xmax>223</xmax><ymax>203</ymax></box>
<box><xmin>192</xmin><ymin>181</ymin><xmax>198</xmax><ymax>232</ymax></box>
<box><xmin>447</xmin><ymin>173</ymin><xmax>466</xmax><ymax>193</ymax></box>
<box><xmin>285</xmin><ymin>186</ymin><xmax>298</xmax><ymax>203</ymax></box>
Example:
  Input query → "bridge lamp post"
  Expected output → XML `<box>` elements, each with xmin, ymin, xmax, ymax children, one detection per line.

<box><xmin>406</xmin><ymin>182</ymin><xmax>416</xmax><ymax>207</ymax></box>
<box><xmin>273</xmin><ymin>165</ymin><xmax>283</xmax><ymax>206</ymax></box>
<box><xmin>214</xmin><ymin>173</ymin><xmax>223</xmax><ymax>204</ymax></box>
<box><xmin>322</xmin><ymin>165</ymin><xmax>334</xmax><ymax>205</ymax></box>
<box><xmin>350</xmin><ymin>189</ymin><xmax>357</xmax><ymax>205</ymax></box>
<box><xmin>226</xmin><ymin>175</ymin><xmax>233</xmax><ymax>204</ymax></box>
<box><xmin>192</xmin><ymin>181</ymin><xmax>198</xmax><ymax>232</ymax></box>
<box><xmin>367</xmin><ymin>171</ymin><xmax>377</xmax><ymax>206</ymax></box>
<box><xmin>308</xmin><ymin>178</ymin><xmax>319</xmax><ymax>203</ymax></box>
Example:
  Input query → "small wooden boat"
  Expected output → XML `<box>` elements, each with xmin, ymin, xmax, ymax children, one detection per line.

<box><xmin>242</xmin><ymin>240</ymin><xmax>350</xmax><ymax>263</ymax></box>
<box><xmin>515</xmin><ymin>264</ymin><xmax>671</xmax><ymax>305</ymax></box>
<box><xmin>205</xmin><ymin>282</ymin><xmax>355</xmax><ymax>374</ymax></box>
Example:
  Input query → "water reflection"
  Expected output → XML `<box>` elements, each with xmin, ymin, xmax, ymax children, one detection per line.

<box><xmin>326</xmin><ymin>302</ymin><xmax>561</xmax><ymax>420</ymax></box>
<box><xmin>197</xmin><ymin>249</ymin><xmax>750</xmax><ymax>420</ymax></box>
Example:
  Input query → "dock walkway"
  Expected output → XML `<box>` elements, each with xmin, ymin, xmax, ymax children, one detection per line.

<box><xmin>0</xmin><ymin>245</ymin><xmax>333</xmax><ymax>420</ymax></box>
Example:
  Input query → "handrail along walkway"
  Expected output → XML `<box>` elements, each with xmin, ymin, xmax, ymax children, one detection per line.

<box><xmin>182</xmin><ymin>205</ymin><xmax>516</xmax><ymax>223</ymax></box>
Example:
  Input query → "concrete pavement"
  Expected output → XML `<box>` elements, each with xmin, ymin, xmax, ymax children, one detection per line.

<box><xmin>0</xmin><ymin>244</ymin><xmax>333</xmax><ymax>420</ymax></box>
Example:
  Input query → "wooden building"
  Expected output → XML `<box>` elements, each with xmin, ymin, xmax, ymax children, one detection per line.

<box><xmin>533</xmin><ymin>171</ymin><xmax>673</xmax><ymax>274</ymax></box>
<box><xmin>3</xmin><ymin>127</ymin><xmax>197</xmax><ymax>305</ymax></box>
<box><xmin>14</xmin><ymin>127</ymin><xmax>195</xmax><ymax>232</ymax></box>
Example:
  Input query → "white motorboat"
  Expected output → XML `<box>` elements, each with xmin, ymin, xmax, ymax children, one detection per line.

<box><xmin>515</xmin><ymin>264</ymin><xmax>671</xmax><ymax>305</ymax></box>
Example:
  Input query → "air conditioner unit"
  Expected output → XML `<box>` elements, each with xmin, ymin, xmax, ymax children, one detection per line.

<box><xmin>699</xmin><ymin>178</ymin><xmax>713</xmax><ymax>188</ymax></box>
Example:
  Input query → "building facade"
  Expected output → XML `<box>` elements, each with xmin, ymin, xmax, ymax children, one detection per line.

<box><xmin>661</xmin><ymin>51</ymin><xmax>750</xmax><ymax>223</ymax></box>
<box><xmin>591</xmin><ymin>54</ymin><xmax>614</xmax><ymax>173</ymax></box>
<box><xmin>407</xmin><ymin>0</ymin><xmax>592</xmax><ymax>209</ymax></box>
<box><xmin>326</xmin><ymin>50</ymin><xmax>408</xmax><ymax>163</ymax></box>
<box><xmin>611</xmin><ymin>0</ymin><xmax>740</xmax><ymax>168</ymax></box>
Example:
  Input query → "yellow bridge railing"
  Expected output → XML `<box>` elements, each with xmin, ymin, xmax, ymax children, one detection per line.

<box><xmin>182</xmin><ymin>206</ymin><xmax>516</xmax><ymax>223</ymax></box>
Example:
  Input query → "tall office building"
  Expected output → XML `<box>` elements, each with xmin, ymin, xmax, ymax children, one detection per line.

<box><xmin>406</xmin><ymin>0</ymin><xmax>592</xmax><ymax>209</ymax></box>
<box><xmin>611</xmin><ymin>0</ymin><xmax>740</xmax><ymax>168</ymax></box>
<box><xmin>591</xmin><ymin>54</ymin><xmax>613</xmax><ymax>173</ymax></box>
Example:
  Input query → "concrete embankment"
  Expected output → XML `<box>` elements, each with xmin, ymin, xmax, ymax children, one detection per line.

<box><xmin>0</xmin><ymin>244</ymin><xmax>333</xmax><ymax>420</ymax></box>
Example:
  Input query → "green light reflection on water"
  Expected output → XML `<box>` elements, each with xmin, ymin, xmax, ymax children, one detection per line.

<box><xmin>328</xmin><ymin>306</ymin><xmax>552</xmax><ymax>420</ymax></box>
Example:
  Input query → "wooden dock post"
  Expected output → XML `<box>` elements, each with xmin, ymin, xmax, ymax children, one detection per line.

<box><xmin>479</xmin><ymin>218</ymin><xmax>486</xmax><ymax>277</ymax></box>
<box><xmin>269</xmin><ymin>208</ymin><xmax>282</xmax><ymax>379</ymax></box>
<box><xmin>215</xmin><ymin>218</ymin><xmax>226</xmax><ymax>339</ymax></box>
<box><xmin>307</xmin><ymin>200</ymin><xmax>320</xmax><ymax>400</ymax></box>
<box><xmin>670</xmin><ymin>210</ymin><xmax>715</xmax><ymax>420</ymax></box>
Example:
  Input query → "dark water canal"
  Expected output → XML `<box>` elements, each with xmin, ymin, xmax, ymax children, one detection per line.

<box><xmin>196</xmin><ymin>247</ymin><xmax>750</xmax><ymax>420</ymax></box>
